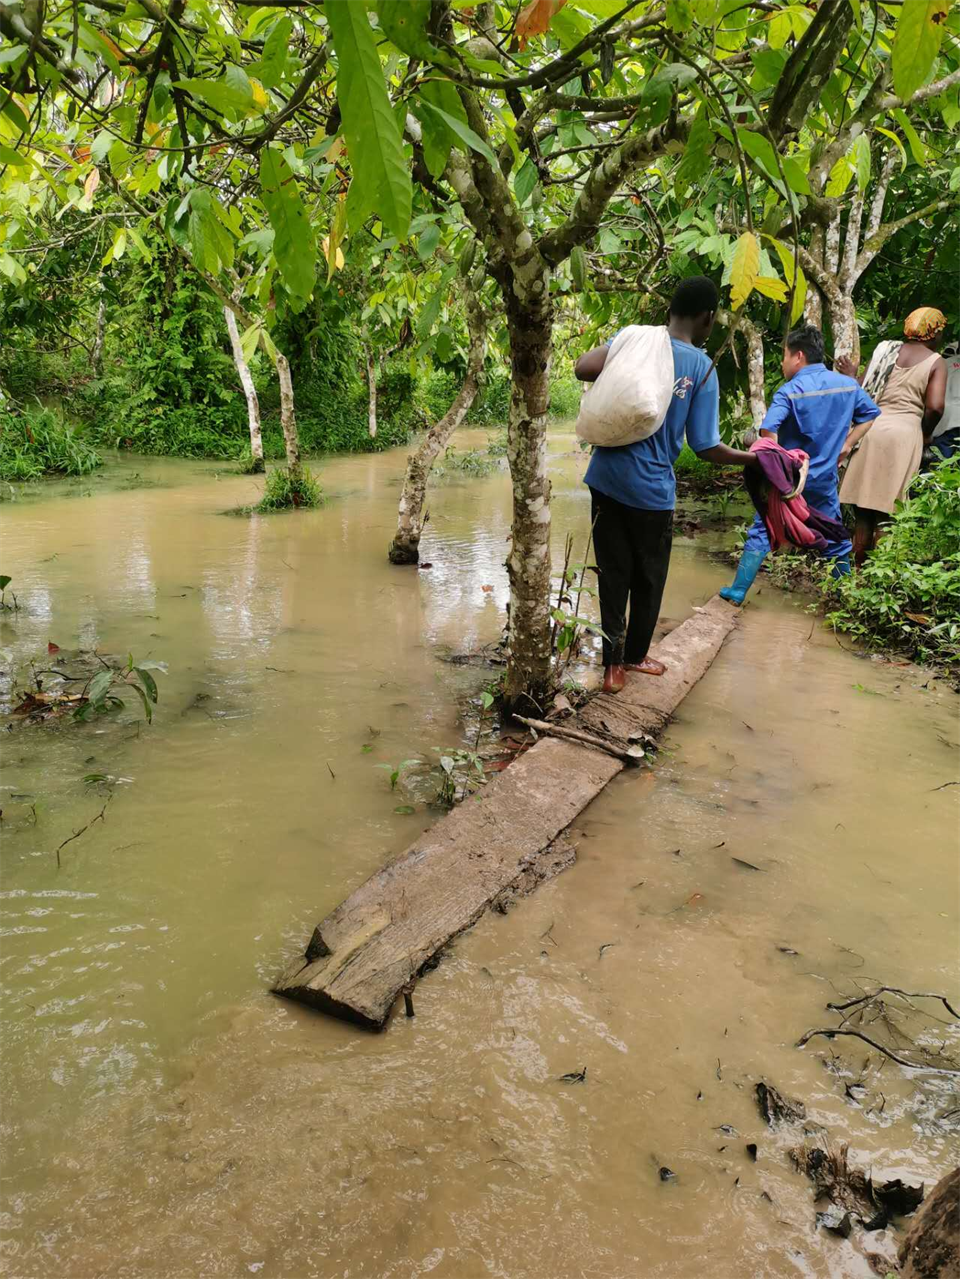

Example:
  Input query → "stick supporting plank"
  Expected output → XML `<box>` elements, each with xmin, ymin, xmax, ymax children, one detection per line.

<box><xmin>273</xmin><ymin>596</ymin><xmax>738</xmax><ymax>1029</ymax></box>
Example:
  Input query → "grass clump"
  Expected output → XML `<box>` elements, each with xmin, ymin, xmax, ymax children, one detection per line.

<box><xmin>825</xmin><ymin>458</ymin><xmax>960</xmax><ymax>670</ymax></box>
<box><xmin>254</xmin><ymin>464</ymin><xmax>322</xmax><ymax>511</ymax></box>
<box><xmin>0</xmin><ymin>406</ymin><xmax>101</xmax><ymax>481</ymax></box>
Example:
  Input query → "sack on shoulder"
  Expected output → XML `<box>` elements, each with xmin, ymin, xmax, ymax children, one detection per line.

<box><xmin>575</xmin><ymin>325</ymin><xmax>674</xmax><ymax>448</ymax></box>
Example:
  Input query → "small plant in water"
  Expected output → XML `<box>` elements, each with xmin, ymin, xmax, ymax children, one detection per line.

<box><xmin>256</xmin><ymin>465</ymin><xmax>322</xmax><ymax>511</ymax></box>
<box><xmin>376</xmin><ymin>759</ymin><xmax>420</xmax><ymax>791</ymax></box>
<box><xmin>236</xmin><ymin>446</ymin><xmax>265</xmax><ymax>475</ymax></box>
<box><xmin>442</xmin><ymin>447</ymin><xmax>498</xmax><ymax>478</ymax></box>
<box><xmin>73</xmin><ymin>655</ymin><xmax>167</xmax><ymax>724</ymax></box>
<box><xmin>432</xmin><ymin>746</ymin><xmax>486</xmax><ymax>807</ymax></box>
<box><xmin>550</xmin><ymin>531</ymin><xmax>604</xmax><ymax>678</ymax></box>
<box><xmin>0</xmin><ymin>574</ymin><xmax>17</xmax><ymax>610</ymax></box>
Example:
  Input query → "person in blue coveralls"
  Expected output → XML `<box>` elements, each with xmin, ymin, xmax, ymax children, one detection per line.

<box><xmin>575</xmin><ymin>276</ymin><xmax>756</xmax><ymax>695</ymax></box>
<box><xmin>720</xmin><ymin>324</ymin><xmax>881</xmax><ymax>605</ymax></box>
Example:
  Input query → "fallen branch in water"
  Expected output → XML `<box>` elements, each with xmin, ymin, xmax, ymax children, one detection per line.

<box><xmin>514</xmin><ymin>716</ymin><xmax>640</xmax><ymax>763</ymax></box>
<box><xmin>796</xmin><ymin>1027</ymin><xmax>960</xmax><ymax>1075</ymax></box>
<box><xmin>827</xmin><ymin>987</ymin><xmax>960</xmax><ymax>1022</ymax></box>
<box><xmin>55</xmin><ymin>796</ymin><xmax>112</xmax><ymax>869</ymax></box>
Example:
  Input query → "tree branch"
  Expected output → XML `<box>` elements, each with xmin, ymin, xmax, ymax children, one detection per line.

<box><xmin>863</xmin><ymin>146</ymin><xmax>897</xmax><ymax>244</ymax></box>
<box><xmin>855</xmin><ymin>196</ymin><xmax>958</xmax><ymax>279</ymax></box>
<box><xmin>539</xmin><ymin>116</ymin><xmax>686</xmax><ymax>266</ymax></box>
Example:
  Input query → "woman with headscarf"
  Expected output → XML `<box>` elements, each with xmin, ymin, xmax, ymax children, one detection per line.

<box><xmin>837</xmin><ymin>307</ymin><xmax>948</xmax><ymax>566</ymax></box>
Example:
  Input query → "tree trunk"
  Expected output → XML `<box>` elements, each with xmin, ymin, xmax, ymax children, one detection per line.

<box><xmin>224</xmin><ymin>305</ymin><xmax>265</xmax><ymax>472</ymax></box>
<box><xmin>804</xmin><ymin>226</ymin><xmax>825</xmax><ymax>327</ymax></box>
<box><xmin>737</xmin><ymin>315</ymin><xmax>767</xmax><ymax>428</ymax></box>
<box><xmin>365</xmin><ymin>344</ymin><xmax>377</xmax><ymax>439</ymax></box>
<box><xmin>262</xmin><ymin>338</ymin><xmax>300</xmax><ymax>469</ymax></box>
<box><xmin>388</xmin><ymin>292</ymin><xmax>485</xmax><ymax>565</ymax></box>
<box><xmin>91</xmin><ymin>289</ymin><xmax>107</xmax><ymax>377</ymax></box>
<box><xmin>502</xmin><ymin>301</ymin><xmax>554</xmax><ymax>714</ymax></box>
<box><xmin>828</xmin><ymin>292</ymin><xmax>860</xmax><ymax>365</ymax></box>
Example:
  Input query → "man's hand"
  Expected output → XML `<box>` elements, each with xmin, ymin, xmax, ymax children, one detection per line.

<box><xmin>696</xmin><ymin>443</ymin><xmax>758</xmax><ymax>468</ymax></box>
<box><xmin>835</xmin><ymin>355</ymin><xmax>860</xmax><ymax>380</ymax></box>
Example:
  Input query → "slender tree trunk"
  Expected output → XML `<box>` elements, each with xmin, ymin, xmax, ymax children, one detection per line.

<box><xmin>224</xmin><ymin>305</ymin><xmax>264</xmax><ymax>472</ymax></box>
<box><xmin>389</xmin><ymin>292</ymin><xmax>485</xmax><ymax>565</ymax></box>
<box><xmin>737</xmin><ymin>315</ymin><xmax>767</xmax><ymax>428</ymax></box>
<box><xmin>365</xmin><ymin>344</ymin><xmax>378</xmax><ymax>439</ymax></box>
<box><xmin>502</xmin><ymin>297</ymin><xmax>554</xmax><ymax>714</ymax></box>
<box><xmin>262</xmin><ymin>339</ymin><xmax>300</xmax><ymax>469</ymax></box>
<box><xmin>91</xmin><ymin>289</ymin><xmax>107</xmax><ymax>377</ymax></box>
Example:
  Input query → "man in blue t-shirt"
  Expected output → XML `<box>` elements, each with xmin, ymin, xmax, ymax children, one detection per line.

<box><xmin>575</xmin><ymin>276</ymin><xmax>755</xmax><ymax>695</ymax></box>
<box><xmin>719</xmin><ymin>324</ymin><xmax>881</xmax><ymax>605</ymax></box>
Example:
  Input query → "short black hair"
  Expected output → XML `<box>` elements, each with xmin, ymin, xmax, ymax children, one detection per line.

<box><xmin>784</xmin><ymin>324</ymin><xmax>825</xmax><ymax>364</ymax></box>
<box><xmin>669</xmin><ymin>275</ymin><xmax>719</xmax><ymax>318</ymax></box>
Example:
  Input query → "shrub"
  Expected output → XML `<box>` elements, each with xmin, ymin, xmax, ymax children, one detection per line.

<box><xmin>825</xmin><ymin>459</ymin><xmax>960</xmax><ymax>668</ymax></box>
<box><xmin>254</xmin><ymin>464</ymin><xmax>323</xmax><ymax>511</ymax></box>
<box><xmin>0</xmin><ymin>406</ymin><xmax>101</xmax><ymax>480</ymax></box>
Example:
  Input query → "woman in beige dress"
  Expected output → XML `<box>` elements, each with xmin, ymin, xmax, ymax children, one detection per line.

<box><xmin>837</xmin><ymin>307</ymin><xmax>948</xmax><ymax>566</ymax></box>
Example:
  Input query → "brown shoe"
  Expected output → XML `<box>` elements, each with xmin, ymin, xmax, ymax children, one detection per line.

<box><xmin>602</xmin><ymin>664</ymin><xmax>626</xmax><ymax>694</ymax></box>
<box><xmin>624</xmin><ymin>657</ymin><xmax>666</xmax><ymax>676</ymax></box>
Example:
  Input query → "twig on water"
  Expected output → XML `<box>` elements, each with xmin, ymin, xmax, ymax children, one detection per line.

<box><xmin>56</xmin><ymin>795</ymin><xmax>112</xmax><ymax>868</ymax></box>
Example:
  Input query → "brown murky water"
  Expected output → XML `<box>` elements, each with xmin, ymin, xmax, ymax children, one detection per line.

<box><xmin>1</xmin><ymin>434</ymin><xmax>957</xmax><ymax>1279</ymax></box>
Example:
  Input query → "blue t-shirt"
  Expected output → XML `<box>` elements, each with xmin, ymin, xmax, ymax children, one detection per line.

<box><xmin>760</xmin><ymin>363</ymin><xmax>880</xmax><ymax>495</ymax></box>
<box><xmin>583</xmin><ymin>337</ymin><xmax>720</xmax><ymax>511</ymax></box>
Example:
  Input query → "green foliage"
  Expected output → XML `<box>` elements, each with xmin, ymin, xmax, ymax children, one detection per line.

<box><xmin>74</xmin><ymin>656</ymin><xmax>167</xmax><ymax>725</ymax></box>
<box><xmin>255</xmin><ymin>464</ymin><xmax>323</xmax><ymax>511</ymax></box>
<box><xmin>236</xmin><ymin>446</ymin><xmax>264</xmax><ymax>474</ymax></box>
<box><xmin>441</xmin><ymin>447</ymin><xmax>499</xmax><ymax>477</ymax></box>
<box><xmin>432</xmin><ymin>747</ymin><xmax>486</xmax><ymax>808</ymax></box>
<box><xmin>826</xmin><ymin>460</ymin><xmax>960</xmax><ymax>668</ymax></box>
<box><xmin>0</xmin><ymin>406</ymin><xmax>101</xmax><ymax>481</ymax></box>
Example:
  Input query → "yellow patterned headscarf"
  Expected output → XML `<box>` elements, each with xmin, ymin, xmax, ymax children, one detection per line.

<box><xmin>904</xmin><ymin>307</ymin><xmax>947</xmax><ymax>340</ymax></box>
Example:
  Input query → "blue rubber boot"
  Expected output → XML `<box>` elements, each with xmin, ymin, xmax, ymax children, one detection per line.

<box><xmin>719</xmin><ymin>548</ymin><xmax>767</xmax><ymax>605</ymax></box>
<box><xmin>830</xmin><ymin>554</ymin><xmax>851</xmax><ymax>579</ymax></box>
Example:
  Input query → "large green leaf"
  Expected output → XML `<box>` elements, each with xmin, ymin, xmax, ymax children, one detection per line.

<box><xmin>763</xmin><ymin>235</ymin><xmax>806</xmax><ymax>325</ymax></box>
<box><xmin>187</xmin><ymin>189</ymin><xmax>235</xmax><ymax>275</ymax></box>
<box><xmin>675</xmin><ymin>107</ymin><xmax>714</xmax><ymax>192</ymax></box>
<box><xmin>259</xmin><ymin>16</ymin><xmax>292</xmax><ymax>89</ymax></box>
<box><xmin>259</xmin><ymin>148</ymin><xmax>317</xmax><ymax>299</ymax></box>
<box><xmin>892</xmin><ymin>0</ymin><xmax>950</xmax><ymax>103</ymax></box>
<box><xmin>325</xmin><ymin>0</ymin><xmax>412</xmax><ymax>239</ymax></box>
<box><xmin>377</xmin><ymin>0</ymin><xmax>437</xmax><ymax>59</ymax></box>
<box><xmin>417</xmin><ymin>77</ymin><xmax>467</xmax><ymax>179</ymax></box>
<box><xmin>416</xmin><ymin>97</ymin><xmax>499</xmax><ymax>168</ymax></box>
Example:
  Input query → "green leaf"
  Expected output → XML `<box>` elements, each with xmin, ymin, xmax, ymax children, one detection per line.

<box><xmin>875</xmin><ymin>126</ymin><xmax>908</xmax><ymax>172</ymax></box>
<box><xmin>417</xmin><ymin>222</ymin><xmax>440</xmax><ymax>260</ymax></box>
<box><xmin>675</xmin><ymin>106</ymin><xmax>714</xmax><ymax>192</ymax></box>
<box><xmin>750</xmin><ymin>48</ymin><xmax>786</xmax><ymax>87</ymax></box>
<box><xmin>0</xmin><ymin>43</ymin><xmax>27</xmax><ymax>66</ymax></box>
<box><xmin>0</xmin><ymin>144</ymin><xmax>28</xmax><ymax>168</ymax></box>
<box><xmin>892</xmin><ymin>108</ymin><xmax>928</xmax><ymax>167</ymax></box>
<box><xmin>825</xmin><ymin>152</ymin><xmax>854</xmax><ymax>197</ymax></box>
<box><xmin>0</xmin><ymin>575</ymin><xmax>11</xmax><ymax>590</ymax></box>
<box><xmin>666</xmin><ymin>0</ymin><xmax>694</xmax><ymax>32</ymax></box>
<box><xmin>87</xmin><ymin>669</ymin><xmax>115</xmax><ymax>704</ymax></box>
<box><xmin>259</xmin><ymin>16</ymin><xmax>292</xmax><ymax>89</ymax></box>
<box><xmin>134</xmin><ymin>667</ymin><xmax>158</xmax><ymax>703</ymax></box>
<box><xmin>128</xmin><ymin>681</ymin><xmax>153</xmax><ymax>723</ymax></box>
<box><xmin>325</xmin><ymin>0</ymin><xmax>412</xmax><ymax>239</ymax></box>
<box><xmin>417</xmin><ymin>77</ymin><xmax>467</xmax><ymax>179</ymax></box>
<box><xmin>729</xmin><ymin>230</ymin><xmax>759</xmax><ymax>311</ymax></box>
<box><xmin>416</xmin><ymin>96</ymin><xmax>499</xmax><ymax>169</ymax></box>
<box><xmin>736</xmin><ymin>127</ymin><xmax>780</xmax><ymax>180</ymax></box>
<box><xmin>781</xmin><ymin>156</ymin><xmax>811</xmax><ymax>195</ymax></box>
<box><xmin>377</xmin><ymin>0</ymin><xmax>436</xmax><ymax>59</ymax></box>
<box><xmin>259</xmin><ymin>148</ymin><xmax>317</xmax><ymax>299</ymax></box>
<box><xmin>851</xmin><ymin>132</ymin><xmax>871</xmax><ymax>191</ymax></box>
<box><xmin>513</xmin><ymin>156</ymin><xmax>538</xmax><ymax>205</ymax></box>
<box><xmin>174</xmin><ymin>75</ymin><xmax>256</xmax><ymax>118</ymax></box>
<box><xmin>892</xmin><ymin>0</ymin><xmax>950</xmax><ymax>104</ymax></box>
<box><xmin>394</xmin><ymin>804</ymin><xmax>416</xmax><ymax>815</ymax></box>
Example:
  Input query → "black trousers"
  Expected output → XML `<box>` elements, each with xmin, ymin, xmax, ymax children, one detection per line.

<box><xmin>590</xmin><ymin>488</ymin><xmax>673</xmax><ymax>667</ymax></box>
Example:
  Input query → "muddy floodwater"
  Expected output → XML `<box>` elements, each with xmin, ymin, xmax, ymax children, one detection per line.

<box><xmin>1</xmin><ymin>433</ymin><xmax>958</xmax><ymax>1279</ymax></box>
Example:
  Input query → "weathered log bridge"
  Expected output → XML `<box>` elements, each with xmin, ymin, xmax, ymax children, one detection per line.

<box><xmin>274</xmin><ymin>596</ymin><xmax>738</xmax><ymax>1029</ymax></box>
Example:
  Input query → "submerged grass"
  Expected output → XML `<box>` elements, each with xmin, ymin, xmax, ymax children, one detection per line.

<box><xmin>253</xmin><ymin>465</ymin><xmax>323</xmax><ymax>512</ymax></box>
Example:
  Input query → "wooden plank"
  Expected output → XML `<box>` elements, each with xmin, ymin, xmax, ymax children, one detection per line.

<box><xmin>273</xmin><ymin>596</ymin><xmax>738</xmax><ymax>1029</ymax></box>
